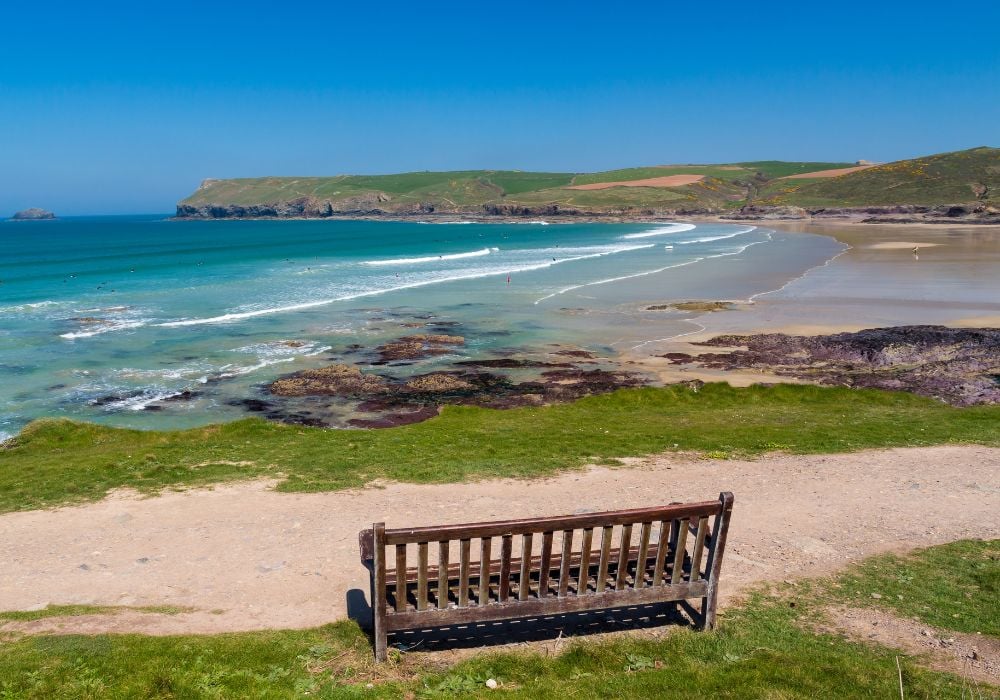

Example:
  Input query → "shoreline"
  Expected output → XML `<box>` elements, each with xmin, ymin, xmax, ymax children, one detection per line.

<box><xmin>168</xmin><ymin>212</ymin><xmax>1000</xmax><ymax>227</ymax></box>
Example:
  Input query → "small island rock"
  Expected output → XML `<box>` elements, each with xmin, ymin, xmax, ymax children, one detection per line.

<box><xmin>11</xmin><ymin>208</ymin><xmax>56</xmax><ymax>220</ymax></box>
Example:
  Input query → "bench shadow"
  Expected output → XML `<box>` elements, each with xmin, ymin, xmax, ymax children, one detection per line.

<box><xmin>347</xmin><ymin>587</ymin><xmax>695</xmax><ymax>654</ymax></box>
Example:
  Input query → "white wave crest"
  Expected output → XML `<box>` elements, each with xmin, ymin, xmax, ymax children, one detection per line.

<box><xmin>59</xmin><ymin>319</ymin><xmax>150</xmax><ymax>339</ymax></box>
<box><xmin>621</xmin><ymin>223</ymin><xmax>697</xmax><ymax>240</ymax></box>
<box><xmin>363</xmin><ymin>248</ymin><xmax>495</xmax><ymax>266</ymax></box>
<box><xmin>677</xmin><ymin>226</ymin><xmax>757</xmax><ymax>245</ymax></box>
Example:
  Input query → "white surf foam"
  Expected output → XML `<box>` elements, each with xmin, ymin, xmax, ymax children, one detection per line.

<box><xmin>534</xmin><ymin>258</ymin><xmax>705</xmax><ymax>304</ymax></box>
<box><xmin>59</xmin><ymin>319</ymin><xmax>150</xmax><ymax>339</ymax></box>
<box><xmin>362</xmin><ymin>248</ymin><xmax>495</xmax><ymax>266</ymax></box>
<box><xmin>677</xmin><ymin>226</ymin><xmax>757</xmax><ymax>245</ymax></box>
<box><xmin>159</xmin><ymin>243</ymin><xmax>655</xmax><ymax>328</ymax></box>
<box><xmin>621</xmin><ymin>223</ymin><xmax>697</xmax><ymax>240</ymax></box>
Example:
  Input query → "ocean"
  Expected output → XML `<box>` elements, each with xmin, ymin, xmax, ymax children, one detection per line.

<box><xmin>0</xmin><ymin>216</ymin><xmax>845</xmax><ymax>437</ymax></box>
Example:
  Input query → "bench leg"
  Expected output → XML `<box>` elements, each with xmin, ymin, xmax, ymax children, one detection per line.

<box><xmin>372</xmin><ymin>523</ymin><xmax>389</xmax><ymax>662</ymax></box>
<box><xmin>700</xmin><ymin>594</ymin><xmax>716</xmax><ymax>630</ymax></box>
<box><xmin>374</xmin><ymin>611</ymin><xmax>388</xmax><ymax>662</ymax></box>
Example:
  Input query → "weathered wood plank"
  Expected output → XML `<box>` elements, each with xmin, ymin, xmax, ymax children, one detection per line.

<box><xmin>437</xmin><ymin>541</ymin><xmax>449</xmax><ymax>609</ymax></box>
<box><xmin>384</xmin><ymin>501</ymin><xmax>722</xmax><ymax>544</ymax></box>
<box><xmin>596</xmin><ymin>525</ymin><xmax>613</xmax><ymax>593</ymax></box>
<box><xmin>579</xmin><ymin>528</ymin><xmax>594</xmax><ymax>594</ymax></box>
<box><xmin>498</xmin><ymin>535</ymin><xmax>512</xmax><ymax>602</ymax></box>
<box><xmin>635</xmin><ymin>522</ymin><xmax>652</xmax><ymax>589</ymax></box>
<box><xmin>479</xmin><ymin>537</ymin><xmax>492</xmax><ymax>606</ymax></box>
<box><xmin>518</xmin><ymin>533</ymin><xmax>533</xmax><ymax>601</ymax></box>
<box><xmin>671</xmin><ymin>518</ymin><xmax>689</xmax><ymax>584</ymax></box>
<box><xmin>538</xmin><ymin>531</ymin><xmax>554</xmax><ymax>598</ymax></box>
<box><xmin>372</xmin><ymin>523</ymin><xmax>388</xmax><ymax>662</ymax></box>
<box><xmin>416</xmin><ymin>542</ymin><xmax>428</xmax><ymax>611</ymax></box>
<box><xmin>702</xmin><ymin>492</ymin><xmax>735</xmax><ymax>630</ymax></box>
<box><xmin>652</xmin><ymin>520</ymin><xmax>670</xmax><ymax>586</ymax></box>
<box><xmin>690</xmin><ymin>517</ymin><xmax>709</xmax><ymax>581</ymax></box>
<box><xmin>558</xmin><ymin>530</ymin><xmax>573</xmax><ymax>597</ymax></box>
<box><xmin>615</xmin><ymin>524</ymin><xmax>633</xmax><ymax>590</ymax></box>
<box><xmin>395</xmin><ymin>544</ymin><xmax>407</xmax><ymax>612</ymax></box>
<box><xmin>458</xmin><ymin>538</ymin><xmax>471</xmax><ymax>607</ymax></box>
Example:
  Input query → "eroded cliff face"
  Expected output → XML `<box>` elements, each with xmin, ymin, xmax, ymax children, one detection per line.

<box><xmin>174</xmin><ymin>198</ymin><xmax>721</xmax><ymax>220</ymax></box>
<box><xmin>724</xmin><ymin>203</ymin><xmax>1000</xmax><ymax>224</ymax></box>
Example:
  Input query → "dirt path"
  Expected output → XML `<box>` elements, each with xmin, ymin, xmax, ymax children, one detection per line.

<box><xmin>1</xmin><ymin>445</ymin><xmax>997</xmax><ymax>635</ymax></box>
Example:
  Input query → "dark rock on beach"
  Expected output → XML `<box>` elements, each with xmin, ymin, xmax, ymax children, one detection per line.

<box><xmin>262</xmin><ymin>352</ymin><xmax>648</xmax><ymax>428</ymax></box>
<box><xmin>375</xmin><ymin>334</ymin><xmax>465</xmax><ymax>363</ymax></box>
<box><xmin>687</xmin><ymin>325</ymin><xmax>1000</xmax><ymax>406</ymax></box>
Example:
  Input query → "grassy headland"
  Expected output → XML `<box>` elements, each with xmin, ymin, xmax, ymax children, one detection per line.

<box><xmin>2</xmin><ymin>383</ymin><xmax>998</xmax><ymax>514</ymax></box>
<box><xmin>175</xmin><ymin>147</ymin><xmax>999</xmax><ymax>219</ymax></box>
<box><xmin>1</xmin><ymin>541</ymin><xmax>994</xmax><ymax>698</ymax></box>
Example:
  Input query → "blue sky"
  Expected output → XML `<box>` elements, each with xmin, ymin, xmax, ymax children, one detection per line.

<box><xmin>1</xmin><ymin>1</ymin><xmax>998</xmax><ymax>215</ymax></box>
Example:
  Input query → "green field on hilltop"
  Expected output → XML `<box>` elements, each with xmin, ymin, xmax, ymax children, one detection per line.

<box><xmin>1</xmin><ymin>541</ymin><xmax>994</xmax><ymax>698</ymax></box>
<box><xmin>2</xmin><ymin>383</ymin><xmax>998</xmax><ymax>514</ymax></box>
<box><xmin>759</xmin><ymin>146</ymin><xmax>1000</xmax><ymax>208</ymax></box>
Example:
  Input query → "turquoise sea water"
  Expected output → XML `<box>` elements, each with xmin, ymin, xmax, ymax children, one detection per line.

<box><xmin>0</xmin><ymin>216</ymin><xmax>844</xmax><ymax>437</ymax></box>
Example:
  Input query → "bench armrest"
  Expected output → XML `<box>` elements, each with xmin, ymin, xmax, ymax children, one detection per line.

<box><xmin>359</xmin><ymin>528</ymin><xmax>374</xmax><ymax>569</ymax></box>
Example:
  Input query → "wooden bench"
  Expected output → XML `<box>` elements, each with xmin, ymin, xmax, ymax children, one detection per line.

<box><xmin>359</xmin><ymin>492</ymin><xmax>734</xmax><ymax>660</ymax></box>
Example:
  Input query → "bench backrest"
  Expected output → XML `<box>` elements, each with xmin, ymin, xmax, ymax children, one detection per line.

<box><xmin>360</xmin><ymin>492</ymin><xmax>733</xmax><ymax>620</ymax></box>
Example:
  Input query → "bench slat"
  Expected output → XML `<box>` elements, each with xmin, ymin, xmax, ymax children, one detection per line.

<box><xmin>538</xmin><ymin>531</ymin><xmax>553</xmax><ymax>598</ymax></box>
<box><xmin>558</xmin><ymin>530</ymin><xmax>573</xmax><ymax>597</ymax></box>
<box><xmin>615</xmin><ymin>524</ymin><xmax>633</xmax><ymax>590</ymax></box>
<box><xmin>479</xmin><ymin>537</ymin><xmax>492</xmax><ymax>606</ymax></box>
<box><xmin>672</xmin><ymin>518</ymin><xmax>689</xmax><ymax>584</ymax></box>
<box><xmin>518</xmin><ymin>533</ymin><xmax>533</xmax><ymax>601</ymax></box>
<box><xmin>690</xmin><ymin>517</ymin><xmax>708</xmax><ymax>581</ymax></box>
<box><xmin>635</xmin><ymin>522</ymin><xmax>652</xmax><ymax>589</ymax></box>
<box><xmin>395</xmin><ymin>545</ymin><xmax>407</xmax><ymax>613</ymax></box>
<box><xmin>458</xmin><ymin>539</ymin><xmax>471</xmax><ymax>607</ymax></box>
<box><xmin>417</xmin><ymin>543</ymin><xmax>428</xmax><ymax>611</ymax></box>
<box><xmin>384</xmin><ymin>500</ymin><xmax>722</xmax><ymax>544</ymax></box>
<box><xmin>579</xmin><ymin>527</ymin><xmax>594</xmax><ymax>595</ymax></box>
<box><xmin>596</xmin><ymin>525</ymin><xmax>613</xmax><ymax>593</ymax></box>
<box><xmin>652</xmin><ymin>519</ymin><xmax>670</xmax><ymax>586</ymax></box>
<box><xmin>437</xmin><ymin>541</ymin><xmax>449</xmax><ymax>609</ymax></box>
<box><xmin>498</xmin><ymin>535</ymin><xmax>512</xmax><ymax>602</ymax></box>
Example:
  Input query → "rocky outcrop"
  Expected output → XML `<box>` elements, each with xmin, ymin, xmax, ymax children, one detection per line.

<box><xmin>11</xmin><ymin>208</ymin><xmax>55</xmax><ymax>220</ymax></box>
<box><xmin>666</xmin><ymin>326</ymin><xmax>1000</xmax><ymax>406</ymax></box>
<box><xmin>374</xmin><ymin>334</ymin><xmax>464</xmax><ymax>363</ymax></box>
<box><xmin>175</xmin><ymin>194</ymin><xmax>438</xmax><ymax>219</ymax></box>
<box><xmin>723</xmin><ymin>203</ymin><xmax>1000</xmax><ymax>224</ymax></box>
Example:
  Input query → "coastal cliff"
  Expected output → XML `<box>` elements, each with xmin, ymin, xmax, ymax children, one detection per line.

<box><xmin>174</xmin><ymin>147</ymin><xmax>1000</xmax><ymax>223</ymax></box>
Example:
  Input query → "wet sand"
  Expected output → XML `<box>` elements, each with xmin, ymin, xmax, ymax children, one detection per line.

<box><xmin>624</xmin><ymin>222</ymin><xmax>1000</xmax><ymax>364</ymax></box>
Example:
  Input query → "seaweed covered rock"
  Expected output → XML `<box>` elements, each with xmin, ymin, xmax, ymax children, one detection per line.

<box><xmin>268</xmin><ymin>364</ymin><xmax>388</xmax><ymax>397</ymax></box>
<box><xmin>692</xmin><ymin>326</ymin><xmax>1000</xmax><ymax>405</ymax></box>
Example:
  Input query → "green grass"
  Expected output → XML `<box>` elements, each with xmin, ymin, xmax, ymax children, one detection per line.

<box><xmin>764</xmin><ymin>146</ymin><xmax>999</xmax><ymax>208</ymax></box>
<box><xmin>0</xmin><ymin>605</ymin><xmax>191</xmax><ymax>622</ymax></box>
<box><xmin>831</xmin><ymin>539</ymin><xmax>1000</xmax><ymax>636</ymax></box>
<box><xmin>2</xmin><ymin>383</ymin><xmax>998</xmax><ymax>514</ymax></box>
<box><xmin>2</xmin><ymin>543</ymin><xmax>994</xmax><ymax>698</ymax></box>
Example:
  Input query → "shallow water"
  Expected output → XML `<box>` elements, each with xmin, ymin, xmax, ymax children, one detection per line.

<box><xmin>0</xmin><ymin>217</ymin><xmax>844</xmax><ymax>436</ymax></box>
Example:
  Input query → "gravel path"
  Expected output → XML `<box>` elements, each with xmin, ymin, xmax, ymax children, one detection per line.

<box><xmin>1</xmin><ymin>445</ymin><xmax>997</xmax><ymax>635</ymax></box>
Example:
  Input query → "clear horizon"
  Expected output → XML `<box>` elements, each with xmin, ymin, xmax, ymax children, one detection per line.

<box><xmin>2</xmin><ymin>0</ymin><xmax>998</xmax><ymax>216</ymax></box>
